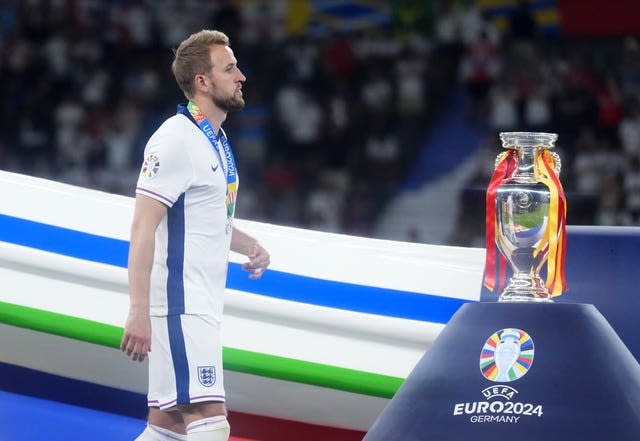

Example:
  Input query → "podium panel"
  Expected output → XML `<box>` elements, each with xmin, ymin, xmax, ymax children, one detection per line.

<box><xmin>364</xmin><ymin>303</ymin><xmax>640</xmax><ymax>441</ymax></box>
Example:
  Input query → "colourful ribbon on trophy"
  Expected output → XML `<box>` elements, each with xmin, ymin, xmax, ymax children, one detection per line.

<box><xmin>534</xmin><ymin>150</ymin><xmax>568</xmax><ymax>296</ymax></box>
<box><xmin>483</xmin><ymin>149</ymin><xmax>568</xmax><ymax>296</ymax></box>
<box><xmin>484</xmin><ymin>150</ymin><xmax>516</xmax><ymax>293</ymax></box>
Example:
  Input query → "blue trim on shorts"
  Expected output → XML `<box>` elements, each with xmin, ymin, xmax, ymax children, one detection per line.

<box><xmin>166</xmin><ymin>194</ymin><xmax>186</xmax><ymax>315</ymax></box>
<box><xmin>167</xmin><ymin>315</ymin><xmax>190</xmax><ymax>405</ymax></box>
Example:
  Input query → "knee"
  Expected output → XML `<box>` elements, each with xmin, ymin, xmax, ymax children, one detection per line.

<box><xmin>147</xmin><ymin>408</ymin><xmax>185</xmax><ymax>435</ymax></box>
<box><xmin>185</xmin><ymin>415</ymin><xmax>230</xmax><ymax>441</ymax></box>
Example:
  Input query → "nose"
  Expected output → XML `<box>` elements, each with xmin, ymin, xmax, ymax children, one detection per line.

<box><xmin>237</xmin><ymin>69</ymin><xmax>246</xmax><ymax>83</ymax></box>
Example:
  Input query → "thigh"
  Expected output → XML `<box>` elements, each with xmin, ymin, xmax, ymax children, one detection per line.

<box><xmin>178</xmin><ymin>401</ymin><xmax>227</xmax><ymax>427</ymax></box>
<box><xmin>148</xmin><ymin>407</ymin><xmax>185</xmax><ymax>434</ymax></box>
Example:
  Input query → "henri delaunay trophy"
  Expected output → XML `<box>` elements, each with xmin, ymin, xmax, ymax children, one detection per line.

<box><xmin>484</xmin><ymin>132</ymin><xmax>567</xmax><ymax>303</ymax></box>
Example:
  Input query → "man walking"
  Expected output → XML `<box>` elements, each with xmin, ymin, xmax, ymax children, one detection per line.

<box><xmin>121</xmin><ymin>30</ymin><xmax>270</xmax><ymax>441</ymax></box>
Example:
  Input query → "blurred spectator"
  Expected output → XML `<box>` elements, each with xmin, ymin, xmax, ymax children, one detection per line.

<box><xmin>54</xmin><ymin>94</ymin><xmax>84</xmax><ymax>165</ymax></box>
<box><xmin>103</xmin><ymin>98</ymin><xmax>141</xmax><ymax>172</ymax></box>
<box><xmin>288</xmin><ymin>35</ymin><xmax>320</xmax><ymax>81</ymax></box>
<box><xmin>434</xmin><ymin>3</ymin><xmax>459</xmax><ymax>46</ymax></box>
<box><xmin>597</xmin><ymin>174</ymin><xmax>626</xmax><ymax>226</ymax></box>
<box><xmin>322</xmin><ymin>32</ymin><xmax>355</xmax><ymax>80</ymax></box>
<box><xmin>572</xmin><ymin>128</ymin><xmax>608</xmax><ymax>195</ymax></box>
<box><xmin>554</xmin><ymin>66</ymin><xmax>598</xmax><ymax>146</ymax></box>
<box><xmin>274</xmin><ymin>81</ymin><xmax>322</xmax><ymax>160</ymax></box>
<box><xmin>324</xmin><ymin>88</ymin><xmax>351</xmax><ymax>167</ymax></box>
<box><xmin>459</xmin><ymin>3</ymin><xmax>488</xmax><ymax>46</ymax></box>
<box><xmin>489</xmin><ymin>81</ymin><xmax>518</xmax><ymax>132</ymax></box>
<box><xmin>363</xmin><ymin>115</ymin><xmax>401</xmax><ymax>185</ymax></box>
<box><xmin>459</xmin><ymin>30</ymin><xmax>500</xmax><ymax>120</ymax></box>
<box><xmin>619</xmin><ymin>99</ymin><xmax>640</xmax><ymax>159</ymax></box>
<box><xmin>305</xmin><ymin>169</ymin><xmax>347</xmax><ymax>233</ymax></box>
<box><xmin>596</xmin><ymin>72</ymin><xmax>623</xmax><ymax>143</ymax></box>
<box><xmin>396</xmin><ymin>46</ymin><xmax>428</xmax><ymax>123</ymax></box>
<box><xmin>524</xmin><ymin>84</ymin><xmax>552</xmax><ymax>131</ymax></box>
<box><xmin>360</xmin><ymin>65</ymin><xmax>394</xmax><ymax>115</ymax></box>
<box><xmin>623</xmin><ymin>156</ymin><xmax>640</xmax><ymax>223</ymax></box>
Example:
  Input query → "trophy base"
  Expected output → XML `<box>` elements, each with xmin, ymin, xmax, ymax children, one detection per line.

<box><xmin>498</xmin><ymin>291</ymin><xmax>552</xmax><ymax>303</ymax></box>
<box><xmin>498</xmin><ymin>275</ymin><xmax>551</xmax><ymax>303</ymax></box>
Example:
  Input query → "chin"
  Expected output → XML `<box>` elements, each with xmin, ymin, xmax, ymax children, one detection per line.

<box><xmin>214</xmin><ymin>96</ymin><xmax>245</xmax><ymax>113</ymax></box>
<box><xmin>227</xmin><ymin>99</ymin><xmax>245</xmax><ymax>112</ymax></box>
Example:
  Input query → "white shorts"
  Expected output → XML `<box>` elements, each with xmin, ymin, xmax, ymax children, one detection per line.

<box><xmin>147</xmin><ymin>314</ymin><xmax>225</xmax><ymax>410</ymax></box>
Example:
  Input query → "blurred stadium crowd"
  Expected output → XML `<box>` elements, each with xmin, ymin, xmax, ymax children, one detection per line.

<box><xmin>0</xmin><ymin>1</ymin><xmax>639</xmax><ymax>244</ymax></box>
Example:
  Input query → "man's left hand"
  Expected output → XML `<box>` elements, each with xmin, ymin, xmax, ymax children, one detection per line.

<box><xmin>242</xmin><ymin>242</ymin><xmax>270</xmax><ymax>279</ymax></box>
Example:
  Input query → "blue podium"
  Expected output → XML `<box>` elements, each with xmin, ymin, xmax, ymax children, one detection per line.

<box><xmin>364</xmin><ymin>302</ymin><xmax>640</xmax><ymax>441</ymax></box>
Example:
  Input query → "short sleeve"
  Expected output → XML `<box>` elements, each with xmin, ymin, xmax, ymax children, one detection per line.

<box><xmin>136</xmin><ymin>117</ymin><xmax>193</xmax><ymax>207</ymax></box>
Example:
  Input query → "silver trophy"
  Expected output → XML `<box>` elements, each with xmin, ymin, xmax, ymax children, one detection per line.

<box><xmin>495</xmin><ymin>132</ymin><xmax>561</xmax><ymax>303</ymax></box>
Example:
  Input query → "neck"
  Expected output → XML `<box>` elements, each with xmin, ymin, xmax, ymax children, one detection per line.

<box><xmin>190</xmin><ymin>96</ymin><xmax>226</xmax><ymax>133</ymax></box>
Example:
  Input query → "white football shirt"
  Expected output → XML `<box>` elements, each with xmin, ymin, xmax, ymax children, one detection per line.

<box><xmin>136</xmin><ymin>113</ymin><xmax>237</xmax><ymax>320</ymax></box>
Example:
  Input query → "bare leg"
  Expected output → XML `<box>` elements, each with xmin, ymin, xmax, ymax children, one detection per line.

<box><xmin>148</xmin><ymin>407</ymin><xmax>186</xmax><ymax>435</ymax></box>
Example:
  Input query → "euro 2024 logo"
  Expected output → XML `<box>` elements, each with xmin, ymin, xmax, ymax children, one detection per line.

<box><xmin>141</xmin><ymin>153</ymin><xmax>160</xmax><ymax>179</ymax></box>
<box><xmin>480</xmin><ymin>328</ymin><xmax>534</xmax><ymax>382</ymax></box>
<box><xmin>452</xmin><ymin>328</ymin><xmax>543</xmax><ymax>423</ymax></box>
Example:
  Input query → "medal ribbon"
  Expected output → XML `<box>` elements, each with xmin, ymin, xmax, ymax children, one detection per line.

<box><xmin>182</xmin><ymin>101</ymin><xmax>238</xmax><ymax>220</ymax></box>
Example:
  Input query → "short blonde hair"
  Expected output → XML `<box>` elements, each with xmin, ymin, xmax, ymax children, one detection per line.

<box><xmin>172</xmin><ymin>30</ymin><xmax>230</xmax><ymax>98</ymax></box>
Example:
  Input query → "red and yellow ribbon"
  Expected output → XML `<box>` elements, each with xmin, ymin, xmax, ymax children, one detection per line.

<box><xmin>484</xmin><ymin>150</ymin><xmax>517</xmax><ymax>292</ymax></box>
<box><xmin>534</xmin><ymin>150</ymin><xmax>567</xmax><ymax>296</ymax></box>
<box><xmin>483</xmin><ymin>149</ymin><xmax>568</xmax><ymax>296</ymax></box>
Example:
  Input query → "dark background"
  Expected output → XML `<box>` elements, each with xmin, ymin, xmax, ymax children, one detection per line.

<box><xmin>1</xmin><ymin>0</ymin><xmax>639</xmax><ymax>244</ymax></box>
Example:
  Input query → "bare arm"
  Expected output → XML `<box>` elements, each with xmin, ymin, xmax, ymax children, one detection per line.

<box><xmin>120</xmin><ymin>194</ymin><xmax>167</xmax><ymax>362</ymax></box>
<box><xmin>231</xmin><ymin>227</ymin><xmax>270</xmax><ymax>280</ymax></box>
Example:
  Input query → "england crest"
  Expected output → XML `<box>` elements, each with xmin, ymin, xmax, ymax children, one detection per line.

<box><xmin>198</xmin><ymin>366</ymin><xmax>216</xmax><ymax>387</ymax></box>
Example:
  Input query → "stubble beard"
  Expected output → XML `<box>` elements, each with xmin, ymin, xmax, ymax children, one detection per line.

<box><xmin>213</xmin><ymin>91</ymin><xmax>245</xmax><ymax>113</ymax></box>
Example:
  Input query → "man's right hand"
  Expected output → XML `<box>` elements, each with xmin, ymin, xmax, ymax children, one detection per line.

<box><xmin>120</xmin><ymin>310</ymin><xmax>152</xmax><ymax>362</ymax></box>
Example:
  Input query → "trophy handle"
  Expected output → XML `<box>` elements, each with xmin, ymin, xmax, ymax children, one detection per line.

<box><xmin>494</xmin><ymin>152</ymin><xmax>508</xmax><ymax>170</ymax></box>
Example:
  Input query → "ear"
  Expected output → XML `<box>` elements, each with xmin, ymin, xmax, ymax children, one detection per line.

<box><xmin>194</xmin><ymin>74</ymin><xmax>208</xmax><ymax>93</ymax></box>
